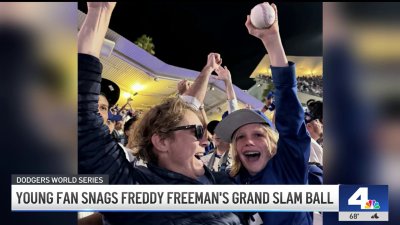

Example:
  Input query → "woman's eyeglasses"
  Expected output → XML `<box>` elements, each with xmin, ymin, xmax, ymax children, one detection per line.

<box><xmin>168</xmin><ymin>125</ymin><xmax>204</xmax><ymax>140</ymax></box>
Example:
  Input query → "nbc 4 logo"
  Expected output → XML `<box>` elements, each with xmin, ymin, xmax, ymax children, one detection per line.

<box><xmin>348</xmin><ymin>187</ymin><xmax>380</xmax><ymax>210</ymax></box>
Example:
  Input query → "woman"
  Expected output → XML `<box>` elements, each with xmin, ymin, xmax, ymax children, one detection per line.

<box><xmin>78</xmin><ymin>2</ymin><xmax>246</xmax><ymax>225</ymax></box>
<box><xmin>215</xmin><ymin>3</ymin><xmax>312</xmax><ymax>225</ymax></box>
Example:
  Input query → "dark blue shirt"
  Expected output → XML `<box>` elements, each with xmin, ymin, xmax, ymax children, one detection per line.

<box><xmin>236</xmin><ymin>62</ymin><xmax>312</xmax><ymax>225</ymax></box>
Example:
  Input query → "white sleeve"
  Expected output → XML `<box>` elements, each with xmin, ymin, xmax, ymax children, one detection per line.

<box><xmin>227</xmin><ymin>98</ymin><xmax>238</xmax><ymax>113</ymax></box>
<box><xmin>179</xmin><ymin>95</ymin><xmax>201</xmax><ymax>111</ymax></box>
<box><xmin>119</xmin><ymin>143</ymin><xmax>136</xmax><ymax>163</ymax></box>
<box><xmin>309</xmin><ymin>139</ymin><xmax>323</xmax><ymax>166</ymax></box>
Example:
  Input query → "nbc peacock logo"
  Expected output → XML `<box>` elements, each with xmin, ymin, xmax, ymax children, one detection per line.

<box><xmin>365</xmin><ymin>200</ymin><xmax>380</xmax><ymax>209</ymax></box>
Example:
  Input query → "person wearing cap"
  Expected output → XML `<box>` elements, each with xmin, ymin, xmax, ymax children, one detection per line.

<box><xmin>201</xmin><ymin>120</ymin><xmax>231</xmax><ymax>172</ymax></box>
<box><xmin>305</xmin><ymin>112</ymin><xmax>323</xmax><ymax>166</ymax></box>
<box><xmin>98</xmin><ymin>78</ymin><xmax>120</xmax><ymax>125</ymax></box>
<box><xmin>261</xmin><ymin>90</ymin><xmax>276</xmax><ymax>127</ymax></box>
<box><xmin>78</xmin><ymin>2</ymin><xmax>246</xmax><ymax>225</ymax></box>
<box><xmin>261</xmin><ymin>91</ymin><xmax>276</xmax><ymax>113</ymax></box>
<box><xmin>111</xmin><ymin>117</ymin><xmax>124</xmax><ymax>144</ymax></box>
<box><xmin>101</xmin><ymin>79</ymin><xmax>120</xmax><ymax>133</ymax></box>
<box><xmin>307</xmin><ymin>99</ymin><xmax>323</xmax><ymax>124</ymax></box>
<box><xmin>215</xmin><ymin>3</ymin><xmax>312</xmax><ymax>225</ymax></box>
<box><xmin>123</xmin><ymin>115</ymin><xmax>137</xmax><ymax>147</ymax></box>
<box><xmin>304</xmin><ymin>111</ymin><xmax>323</xmax><ymax>222</ymax></box>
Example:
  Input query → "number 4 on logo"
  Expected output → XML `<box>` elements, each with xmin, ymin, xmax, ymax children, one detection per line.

<box><xmin>348</xmin><ymin>187</ymin><xmax>368</xmax><ymax>209</ymax></box>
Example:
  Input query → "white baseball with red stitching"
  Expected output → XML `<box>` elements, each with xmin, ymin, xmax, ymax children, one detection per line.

<box><xmin>250</xmin><ymin>3</ymin><xmax>276</xmax><ymax>29</ymax></box>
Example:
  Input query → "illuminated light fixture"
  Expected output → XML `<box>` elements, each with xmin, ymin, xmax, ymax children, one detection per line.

<box><xmin>131</xmin><ymin>84</ymin><xmax>144</xmax><ymax>92</ymax></box>
<box><xmin>122</xmin><ymin>92</ymin><xmax>131</xmax><ymax>99</ymax></box>
<box><xmin>100</xmin><ymin>39</ymin><xmax>115</xmax><ymax>57</ymax></box>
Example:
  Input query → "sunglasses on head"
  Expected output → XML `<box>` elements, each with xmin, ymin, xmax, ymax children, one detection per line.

<box><xmin>168</xmin><ymin>125</ymin><xmax>204</xmax><ymax>140</ymax></box>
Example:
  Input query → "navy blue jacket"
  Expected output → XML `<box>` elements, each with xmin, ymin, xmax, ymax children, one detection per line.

<box><xmin>235</xmin><ymin>62</ymin><xmax>312</xmax><ymax>225</ymax></box>
<box><xmin>78</xmin><ymin>53</ymin><xmax>246</xmax><ymax>225</ymax></box>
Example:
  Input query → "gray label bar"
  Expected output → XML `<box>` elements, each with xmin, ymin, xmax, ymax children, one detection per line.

<box><xmin>339</xmin><ymin>212</ymin><xmax>388</xmax><ymax>221</ymax></box>
<box><xmin>12</xmin><ymin>175</ymin><xmax>109</xmax><ymax>185</ymax></box>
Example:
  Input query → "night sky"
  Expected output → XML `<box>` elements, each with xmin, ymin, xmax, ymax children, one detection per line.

<box><xmin>78</xmin><ymin>2</ymin><xmax>322</xmax><ymax>89</ymax></box>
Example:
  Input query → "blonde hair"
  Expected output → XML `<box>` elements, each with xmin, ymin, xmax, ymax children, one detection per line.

<box><xmin>229</xmin><ymin>125</ymin><xmax>279</xmax><ymax>177</ymax></box>
<box><xmin>129</xmin><ymin>97</ymin><xmax>202</xmax><ymax>164</ymax></box>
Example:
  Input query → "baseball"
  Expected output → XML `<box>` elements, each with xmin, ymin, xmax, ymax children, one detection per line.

<box><xmin>250</xmin><ymin>3</ymin><xmax>276</xmax><ymax>29</ymax></box>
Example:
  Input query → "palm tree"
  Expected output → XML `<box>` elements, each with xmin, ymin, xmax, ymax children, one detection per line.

<box><xmin>134</xmin><ymin>34</ymin><xmax>155</xmax><ymax>55</ymax></box>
